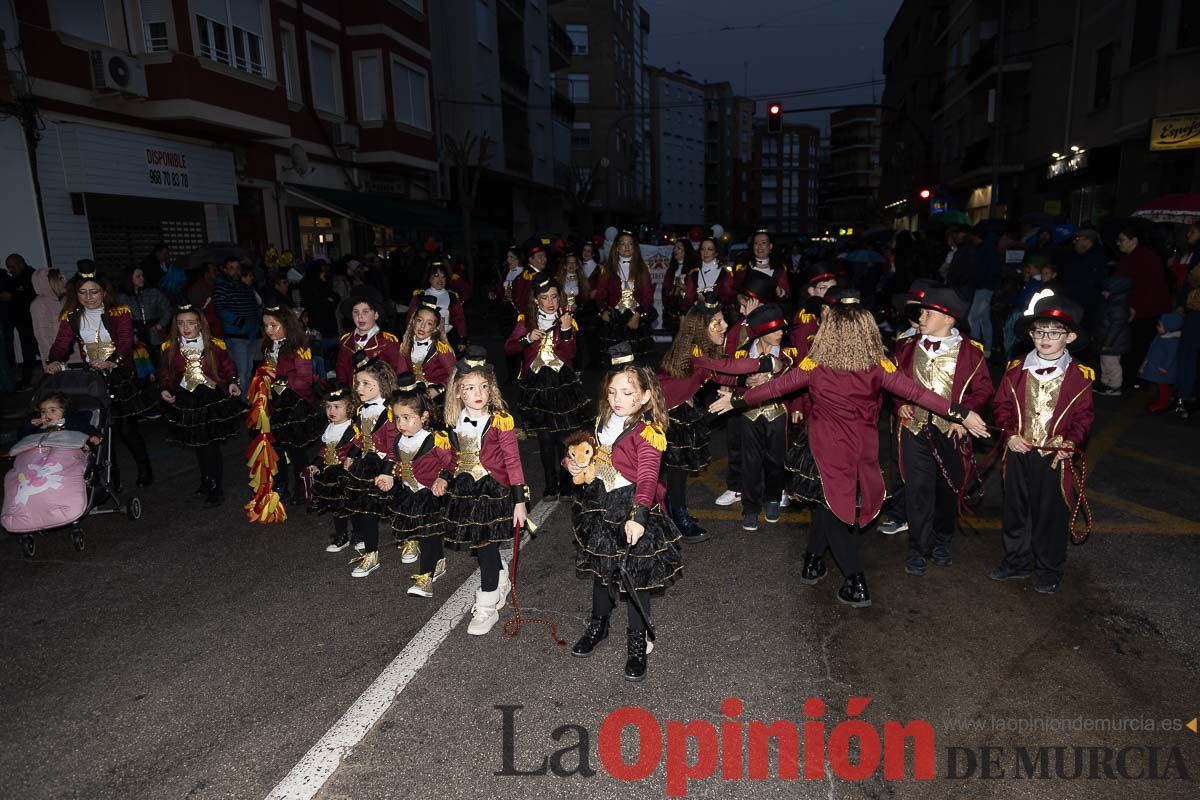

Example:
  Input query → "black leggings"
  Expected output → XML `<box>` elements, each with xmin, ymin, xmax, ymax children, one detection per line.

<box><xmin>664</xmin><ymin>465</ymin><xmax>687</xmax><ymax>513</ymax></box>
<box><xmin>193</xmin><ymin>442</ymin><xmax>223</xmax><ymax>484</ymax></box>
<box><xmin>113</xmin><ymin>416</ymin><xmax>148</xmax><ymax>464</ymax></box>
<box><xmin>353</xmin><ymin>515</ymin><xmax>380</xmax><ymax>554</ymax></box>
<box><xmin>419</xmin><ymin>535</ymin><xmax>445</xmax><ymax>573</ymax></box>
<box><xmin>809</xmin><ymin>504</ymin><xmax>863</xmax><ymax>576</ymax></box>
<box><xmin>537</xmin><ymin>431</ymin><xmax>567</xmax><ymax>494</ymax></box>
<box><xmin>477</xmin><ymin>542</ymin><xmax>503</xmax><ymax>592</ymax></box>
<box><xmin>591</xmin><ymin>578</ymin><xmax>651</xmax><ymax>632</ymax></box>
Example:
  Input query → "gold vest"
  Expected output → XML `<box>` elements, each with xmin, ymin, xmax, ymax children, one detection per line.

<box><xmin>616</xmin><ymin>279</ymin><xmax>637</xmax><ymax>312</ymax></box>
<box><xmin>742</xmin><ymin>348</ymin><xmax>788</xmax><ymax>422</ymax></box>
<box><xmin>395</xmin><ymin>443</ymin><xmax>423</xmax><ymax>491</ymax></box>
<box><xmin>591</xmin><ymin>445</ymin><xmax>627</xmax><ymax>491</ymax></box>
<box><xmin>180</xmin><ymin>349</ymin><xmax>217</xmax><ymax>392</ymax></box>
<box><xmin>83</xmin><ymin>328</ymin><xmax>116</xmax><ymax>363</ymax></box>
<box><xmin>529</xmin><ymin>325</ymin><xmax>564</xmax><ymax>373</ymax></box>
<box><xmin>322</xmin><ymin>440</ymin><xmax>341</xmax><ymax>466</ymax></box>
<box><xmin>1021</xmin><ymin>373</ymin><xmax>1064</xmax><ymax>450</ymax></box>
<box><xmin>903</xmin><ymin>342</ymin><xmax>958</xmax><ymax>436</ymax></box>
<box><xmin>454</xmin><ymin>430</ymin><xmax>489</xmax><ymax>479</ymax></box>
<box><xmin>410</xmin><ymin>343</ymin><xmax>431</xmax><ymax>383</ymax></box>
<box><xmin>359</xmin><ymin>411</ymin><xmax>382</xmax><ymax>455</ymax></box>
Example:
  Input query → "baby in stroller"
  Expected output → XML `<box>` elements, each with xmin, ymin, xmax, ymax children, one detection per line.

<box><xmin>3</xmin><ymin>370</ymin><xmax>142</xmax><ymax>558</ymax></box>
<box><xmin>18</xmin><ymin>392</ymin><xmax>102</xmax><ymax>444</ymax></box>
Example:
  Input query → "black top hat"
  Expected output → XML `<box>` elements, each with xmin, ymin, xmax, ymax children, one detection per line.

<box><xmin>1017</xmin><ymin>291</ymin><xmax>1089</xmax><ymax>351</ymax></box>
<box><xmin>825</xmin><ymin>285</ymin><xmax>862</xmax><ymax>305</ymax></box>
<box><xmin>526</xmin><ymin>241</ymin><xmax>546</xmax><ymax>260</ymax></box>
<box><xmin>530</xmin><ymin>271</ymin><xmax>558</xmax><ymax>296</ymax></box>
<box><xmin>322</xmin><ymin>380</ymin><xmax>351</xmax><ymax>402</ymax></box>
<box><xmin>739</xmin><ymin>269</ymin><xmax>777</xmax><ymax>302</ymax></box>
<box><xmin>455</xmin><ymin>345</ymin><xmax>492</xmax><ymax>374</ymax></box>
<box><xmin>918</xmin><ymin>287</ymin><xmax>968</xmax><ymax>321</ymax></box>
<box><xmin>414</xmin><ymin>293</ymin><xmax>441</xmax><ymax>315</ymax></box>
<box><xmin>351</xmin><ymin>349</ymin><xmax>377</xmax><ymax>372</ymax></box>
<box><xmin>745</xmin><ymin>304</ymin><xmax>789</xmax><ymax>341</ymax></box>
<box><xmin>395</xmin><ymin>371</ymin><xmax>421</xmax><ymax>393</ymax></box>
<box><xmin>607</xmin><ymin>341</ymin><xmax>636</xmax><ymax>366</ymax></box>
<box><xmin>800</xmin><ymin>262</ymin><xmax>838</xmax><ymax>290</ymax></box>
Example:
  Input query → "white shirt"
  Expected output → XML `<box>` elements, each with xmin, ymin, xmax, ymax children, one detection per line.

<box><xmin>359</xmin><ymin>398</ymin><xmax>386</xmax><ymax>425</ymax></box>
<box><xmin>582</xmin><ymin>259</ymin><xmax>598</xmax><ymax>279</ymax></box>
<box><xmin>563</xmin><ymin>274</ymin><xmax>580</xmax><ymax>298</ymax></box>
<box><xmin>269</xmin><ymin>338</ymin><xmax>284</xmax><ymax>360</ymax></box>
<box><xmin>753</xmin><ymin>259</ymin><xmax>773</xmax><ymax>275</ymax></box>
<box><xmin>398</xmin><ymin>429</ymin><xmax>430</xmax><ymax>451</ymax></box>
<box><xmin>618</xmin><ymin>257</ymin><xmax>632</xmax><ymax>283</ymax></box>
<box><xmin>749</xmin><ymin>340</ymin><xmax>780</xmax><ymax>359</ymax></box>
<box><xmin>411</xmin><ymin>338</ymin><xmax>432</xmax><ymax>364</ymax></box>
<box><xmin>597</xmin><ymin>413</ymin><xmax>633</xmax><ymax>488</ymax></box>
<box><xmin>80</xmin><ymin>308</ymin><xmax>111</xmax><ymax>343</ymax></box>
<box><xmin>918</xmin><ymin>328</ymin><xmax>962</xmax><ymax>354</ymax></box>
<box><xmin>322</xmin><ymin>419</ymin><xmax>352</xmax><ymax>444</ymax></box>
<box><xmin>1023</xmin><ymin>350</ymin><xmax>1072</xmax><ymax>382</ymax></box>
<box><xmin>503</xmin><ymin>264</ymin><xmax>523</xmax><ymax>288</ymax></box>
<box><xmin>536</xmin><ymin>310</ymin><xmax>558</xmax><ymax>331</ymax></box>
<box><xmin>353</xmin><ymin>325</ymin><xmax>380</xmax><ymax>345</ymax></box>
<box><xmin>455</xmin><ymin>409</ymin><xmax>489</xmax><ymax>436</ymax></box>
<box><xmin>698</xmin><ymin>260</ymin><xmax>722</xmax><ymax>290</ymax></box>
<box><xmin>426</xmin><ymin>287</ymin><xmax>452</xmax><ymax>330</ymax></box>
<box><xmin>181</xmin><ymin>334</ymin><xmax>204</xmax><ymax>351</ymax></box>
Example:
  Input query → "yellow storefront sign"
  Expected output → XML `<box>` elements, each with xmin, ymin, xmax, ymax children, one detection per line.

<box><xmin>1149</xmin><ymin>115</ymin><xmax>1200</xmax><ymax>151</ymax></box>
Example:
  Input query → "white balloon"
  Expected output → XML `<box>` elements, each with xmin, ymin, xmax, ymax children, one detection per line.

<box><xmin>711</xmin><ymin>224</ymin><xmax>725</xmax><ymax>238</ymax></box>
<box><xmin>604</xmin><ymin>226</ymin><xmax>618</xmax><ymax>243</ymax></box>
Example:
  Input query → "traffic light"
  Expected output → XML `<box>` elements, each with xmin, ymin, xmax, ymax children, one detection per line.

<box><xmin>767</xmin><ymin>102</ymin><xmax>782</xmax><ymax>133</ymax></box>
<box><xmin>918</xmin><ymin>188</ymin><xmax>932</xmax><ymax>199</ymax></box>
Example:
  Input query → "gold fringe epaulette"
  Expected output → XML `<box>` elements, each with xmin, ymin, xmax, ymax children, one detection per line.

<box><xmin>382</xmin><ymin>332</ymin><xmax>399</xmax><ymax>343</ymax></box>
<box><xmin>640</xmin><ymin>424</ymin><xmax>666</xmax><ymax>452</ymax></box>
<box><xmin>880</xmin><ymin>357</ymin><xmax>897</xmax><ymax>373</ymax></box>
<box><xmin>107</xmin><ymin>304</ymin><xmax>130</xmax><ymax>317</ymax></box>
<box><xmin>1008</xmin><ymin>358</ymin><xmax>1022</xmax><ymax>370</ymax></box>
<box><xmin>799</xmin><ymin>357</ymin><xmax>818</xmax><ymax>371</ymax></box>
<box><xmin>339</xmin><ymin>332</ymin><xmax>352</xmax><ymax>343</ymax></box>
<box><xmin>160</xmin><ymin>341</ymin><xmax>171</xmax><ymax>351</ymax></box>
<box><xmin>1078</xmin><ymin>364</ymin><xmax>1095</xmax><ymax>381</ymax></box>
<box><xmin>783</xmin><ymin>347</ymin><xmax>799</xmax><ymax>360</ymax></box>
<box><xmin>433</xmin><ymin>430</ymin><xmax>450</xmax><ymax>449</ymax></box>
<box><xmin>691</xmin><ymin>345</ymin><xmax>703</xmax><ymax>357</ymax></box>
<box><xmin>969</xmin><ymin>338</ymin><xmax>985</xmax><ymax>352</ymax></box>
<box><xmin>516</xmin><ymin>314</ymin><xmax>525</xmax><ymax>323</ymax></box>
<box><xmin>492</xmin><ymin>411</ymin><xmax>515</xmax><ymax>431</ymax></box>
<box><xmin>436</xmin><ymin>340</ymin><xmax>453</xmax><ymax>355</ymax></box>
<box><xmin>797</xmin><ymin>310</ymin><xmax>815</xmax><ymax>324</ymax></box>
<box><xmin>296</xmin><ymin>347</ymin><xmax>312</xmax><ymax>360</ymax></box>
<box><xmin>212</xmin><ymin>337</ymin><xmax>227</xmax><ymax>350</ymax></box>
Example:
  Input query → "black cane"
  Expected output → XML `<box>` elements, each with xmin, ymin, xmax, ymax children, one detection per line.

<box><xmin>618</xmin><ymin>550</ymin><xmax>656</xmax><ymax>641</ymax></box>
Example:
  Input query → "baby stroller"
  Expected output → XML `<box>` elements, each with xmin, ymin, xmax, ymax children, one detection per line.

<box><xmin>2</xmin><ymin>369</ymin><xmax>143</xmax><ymax>558</ymax></box>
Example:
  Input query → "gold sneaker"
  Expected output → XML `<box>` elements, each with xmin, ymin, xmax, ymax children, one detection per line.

<box><xmin>407</xmin><ymin>559</ymin><xmax>446</xmax><ymax>598</ymax></box>
<box><xmin>350</xmin><ymin>550</ymin><xmax>380</xmax><ymax>578</ymax></box>
<box><xmin>400</xmin><ymin>538</ymin><xmax>420</xmax><ymax>564</ymax></box>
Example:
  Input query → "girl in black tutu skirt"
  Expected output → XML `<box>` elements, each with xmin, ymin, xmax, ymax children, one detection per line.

<box><xmin>342</xmin><ymin>355</ymin><xmax>398</xmax><ymax>578</ymax></box>
<box><xmin>157</xmin><ymin>305</ymin><xmax>243</xmax><ymax>505</ymax></box>
<box><xmin>657</xmin><ymin>303</ymin><xmax>783</xmax><ymax>540</ymax></box>
<box><xmin>373</xmin><ymin>376</ymin><xmax>454</xmax><ymax>598</ymax></box>
<box><xmin>565</xmin><ymin>345</ymin><xmax>682</xmax><ymax>682</ymax></box>
<box><xmin>504</xmin><ymin>272</ymin><xmax>590</xmax><ymax>501</ymax></box>
<box><xmin>307</xmin><ymin>383</ymin><xmax>355</xmax><ymax>552</ymax></box>
<box><xmin>258</xmin><ymin>307</ymin><xmax>323</xmax><ymax>500</ymax></box>
<box><xmin>441</xmin><ymin>346</ymin><xmax>530</xmax><ymax>636</ymax></box>
<box><xmin>595</xmin><ymin>231</ymin><xmax>657</xmax><ymax>364</ymax></box>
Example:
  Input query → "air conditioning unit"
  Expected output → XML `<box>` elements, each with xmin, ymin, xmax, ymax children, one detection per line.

<box><xmin>90</xmin><ymin>47</ymin><xmax>148</xmax><ymax>98</ymax></box>
<box><xmin>332</xmin><ymin>123</ymin><xmax>360</xmax><ymax>151</ymax></box>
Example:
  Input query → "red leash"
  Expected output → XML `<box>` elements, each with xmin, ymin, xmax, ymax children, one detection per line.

<box><xmin>502</xmin><ymin>519</ymin><xmax>567</xmax><ymax>647</ymax></box>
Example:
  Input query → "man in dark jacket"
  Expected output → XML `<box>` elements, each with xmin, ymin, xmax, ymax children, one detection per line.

<box><xmin>1095</xmin><ymin>274</ymin><xmax>1132</xmax><ymax>395</ymax></box>
<box><xmin>1061</xmin><ymin>229</ymin><xmax>1109</xmax><ymax>326</ymax></box>
<box><xmin>1</xmin><ymin>253</ymin><xmax>38</xmax><ymax>387</ymax></box>
<box><xmin>943</xmin><ymin>226</ymin><xmax>977</xmax><ymax>305</ymax></box>
<box><xmin>212</xmin><ymin>256</ymin><xmax>261</xmax><ymax>391</ymax></box>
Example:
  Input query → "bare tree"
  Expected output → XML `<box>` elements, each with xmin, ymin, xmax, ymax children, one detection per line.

<box><xmin>564</xmin><ymin>159</ymin><xmax>606</xmax><ymax>236</ymax></box>
<box><xmin>444</xmin><ymin>131</ymin><xmax>494</xmax><ymax>286</ymax></box>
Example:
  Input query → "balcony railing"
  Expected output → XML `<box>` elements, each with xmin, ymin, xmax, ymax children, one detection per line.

<box><xmin>500</xmin><ymin>58</ymin><xmax>529</xmax><ymax>93</ymax></box>
<box><xmin>548</xmin><ymin>18</ymin><xmax>572</xmax><ymax>71</ymax></box>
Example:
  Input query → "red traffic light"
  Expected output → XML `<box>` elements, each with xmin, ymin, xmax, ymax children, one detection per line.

<box><xmin>918</xmin><ymin>188</ymin><xmax>932</xmax><ymax>199</ymax></box>
<box><xmin>768</xmin><ymin>103</ymin><xmax>781</xmax><ymax>115</ymax></box>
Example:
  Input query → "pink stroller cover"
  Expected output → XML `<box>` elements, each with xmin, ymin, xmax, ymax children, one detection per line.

<box><xmin>2</xmin><ymin>432</ymin><xmax>91</xmax><ymax>533</ymax></box>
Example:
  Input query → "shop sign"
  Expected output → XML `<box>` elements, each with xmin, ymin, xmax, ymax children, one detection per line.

<box><xmin>145</xmin><ymin>147</ymin><xmax>190</xmax><ymax>190</ymax></box>
<box><xmin>1149</xmin><ymin>115</ymin><xmax>1200</xmax><ymax>151</ymax></box>
<box><xmin>1047</xmin><ymin>152</ymin><xmax>1087</xmax><ymax>179</ymax></box>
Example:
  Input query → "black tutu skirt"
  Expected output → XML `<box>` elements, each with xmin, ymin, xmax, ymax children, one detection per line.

<box><xmin>270</xmin><ymin>388</ymin><xmax>322</xmax><ymax>449</ymax></box>
<box><xmin>311</xmin><ymin>464</ymin><xmax>347</xmax><ymax>515</ymax></box>
<box><xmin>573</xmin><ymin>482</ymin><xmax>682</xmax><ymax>591</ymax></box>
<box><xmin>664</xmin><ymin>400</ymin><xmax>711</xmax><ymax>472</ymax></box>
<box><xmin>343</xmin><ymin>453</ymin><xmax>392</xmax><ymax>517</ymax></box>
<box><xmin>784</xmin><ymin>426</ymin><xmax>827</xmax><ymax>506</ymax></box>
<box><xmin>390</xmin><ymin>485</ymin><xmax>446</xmax><ymax>541</ymax></box>
<box><xmin>443</xmin><ymin>473</ymin><xmax>515</xmax><ymax>548</ymax></box>
<box><xmin>517</xmin><ymin>366</ymin><xmax>590</xmax><ymax>433</ymax></box>
<box><xmin>104</xmin><ymin>366</ymin><xmax>155</xmax><ymax>420</ymax></box>
<box><xmin>598</xmin><ymin>315</ymin><xmax>654</xmax><ymax>364</ymax></box>
<box><xmin>164</xmin><ymin>384</ymin><xmax>242</xmax><ymax>447</ymax></box>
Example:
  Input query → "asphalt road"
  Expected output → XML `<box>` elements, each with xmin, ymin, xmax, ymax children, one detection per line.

<box><xmin>1</xmin><ymin>382</ymin><xmax>1198</xmax><ymax>800</ymax></box>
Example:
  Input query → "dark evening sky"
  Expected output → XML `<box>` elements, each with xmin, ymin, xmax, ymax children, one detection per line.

<box><xmin>645</xmin><ymin>0</ymin><xmax>903</xmax><ymax>131</ymax></box>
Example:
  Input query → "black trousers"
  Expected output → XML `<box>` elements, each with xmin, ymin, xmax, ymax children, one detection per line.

<box><xmin>591</xmin><ymin>578</ymin><xmax>651</xmax><ymax>633</ymax></box>
<box><xmin>1125</xmin><ymin>317</ymin><xmax>1158</xmax><ymax>386</ymax></box>
<box><xmin>809</xmin><ymin>504</ymin><xmax>862</xmax><ymax>577</ymax></box>
<box><xmin>352</xmin><ymin>515</ymin><xmax>380</xmax><ymax>554</ymax></box>
<box><xmin>901</xmin><ymin>427</ymin><xmax>962</xmax><ymax>559</ymax></box>
<box><xmin>2</xmin><ymin>317</ymin><xmax>37</xmax><ymax>382</ymax></box>
<box><xmin>477</xmin><ymin>541</ymin><xmax>502</xmax><ymax>592</ymax></box>
<box><xmin>537</xmin><ymin>431</ymin><xmax>568</xmax><ymax>494</ymax></box>
<box><xmin>725</xmin><ymin>415</ymin><xmax>745</xmax><ymax>493</ymax></box>
<box><xmin>664</xmin><ymin>465</ymin><xmax>687</xmax><ymax>513</ymax></box>
<box><xmin>113</xmin><ymin>416</ymin><xmax>149</xmax><ymax>465</ymax></box>
<box><xmin>740</xmin><ymin>414</ymin><xmax>786</xmax><ymax>513</ymax></box>
<box><xmin>193</xmin><ymin>442</ymin><xmax>224</xmax><ymax>485</ymax></box>
<box><xmin>419</xmin><ymin>535</ymin><xmax>445</xmax><ymax>573</ymax></box>
<box><xmin>1001</xmin><ymin>452</ymin><xmax>1070</xmax><ymax>582</ymax></box>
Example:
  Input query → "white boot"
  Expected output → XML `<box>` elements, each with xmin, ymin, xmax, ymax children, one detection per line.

<box><xmin>496</xmin><ymin>560</ymin><xmax>511</xmax><ymax>610</ymax></box>
<box><xmin>467</xmin><ymin>588</ymin><xmax>501</xmax><ymax>635</ymax></box>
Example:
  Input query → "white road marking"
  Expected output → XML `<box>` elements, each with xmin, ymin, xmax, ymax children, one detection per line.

<box><xmin>265</xmin><ymin>499</ymin><xmax>562</xmax><ymax>800</ymax></box>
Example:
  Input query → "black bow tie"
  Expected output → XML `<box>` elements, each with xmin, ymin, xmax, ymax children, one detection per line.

<box><xmin>462</xmin><ymin>417</ymin><xmax>479</xmax><ymax>427</ymax></box>
<box><xmin>414</xmin><ymin>339</ymin><xmax>430</xmax><ymax>348</ymax></box>
<box><xmin>183</xmin><ymin>338</ymin><xmax>200</xmax><ymax>346</ymax></box>
<box><xmin>1035</xmin><ymin>366</ymin><xmax>1056</xmax><ymax>375</ymax></box>
<box><xmin>922</xmin><ymin>339</ymin><xmax>940</xmax><ymax>352</ymax></box>
<box><xmin>355</xmin><ymin>333</ymin><xmax>370</xmax><ymax>343</ymax></box>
